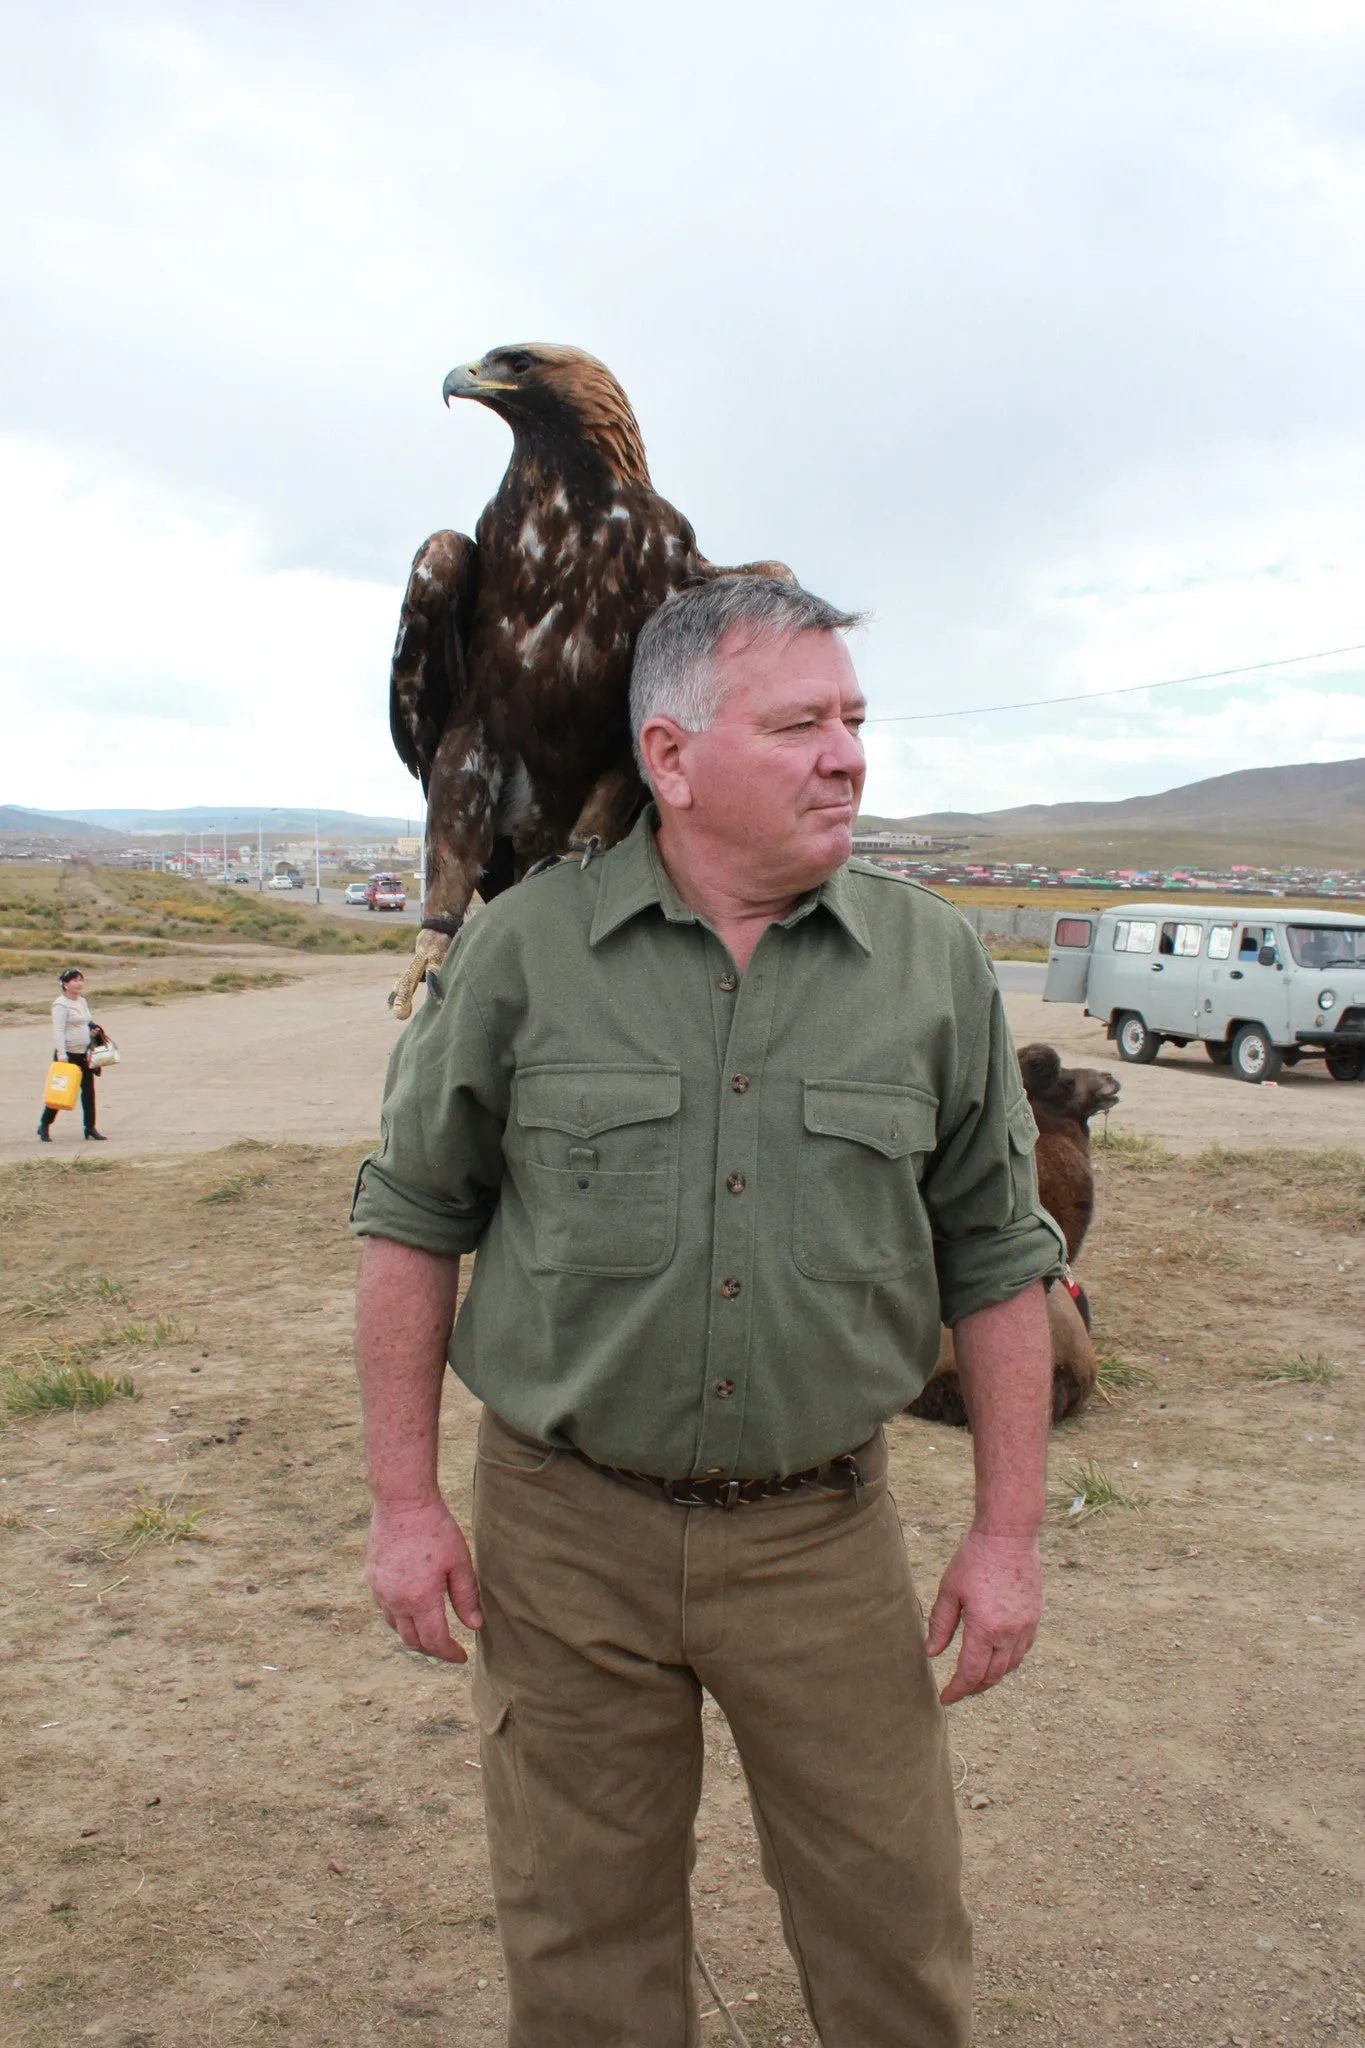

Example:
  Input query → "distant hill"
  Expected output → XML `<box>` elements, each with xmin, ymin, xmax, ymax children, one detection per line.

<box><xmin>860</xmin><ymin>756</ymin><xmax>1365</xmax><ymax>869</ymax></box>
<box><xmin>23</xmin><ymin>805</ymin><xmax>412</xmax><ymax>838</ymax></box>
<box><xmin>0</xmin><ymin>805</ymin><xmax>123</xmax><ymax>840</ymax></box>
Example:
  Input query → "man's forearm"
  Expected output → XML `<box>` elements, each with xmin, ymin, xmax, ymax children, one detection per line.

<box><xmin>355</xmin><ymin>1236</ymin><xmax>463</xmax><ymax>1508</ymax></box>
<box><xmin>953</xmin><ymin>1279</ymin><xmax>1052</xmax><ymax>1532</ymax></box>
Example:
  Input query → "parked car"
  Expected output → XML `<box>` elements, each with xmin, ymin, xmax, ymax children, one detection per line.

<box><xmin>266</xmin><ymin>874</ymin><xmax>298</xmax><ymax>891</ymax></box>
<box><xmin>365</xmin><ymin>872</ymin><xmax>407</xmax><ymax>911</ymax></box>
<box><xmin>1044</xmin><ymin>902</ymin><xmax>1365</xmax><ymax>1082</ymax></box>
<box><xmin>233</xmin><ymin>874</ymin><xmax>251</xmax><ymax>884</ymax></box>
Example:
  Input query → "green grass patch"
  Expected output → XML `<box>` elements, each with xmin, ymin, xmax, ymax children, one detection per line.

<box><xmin>1</xmin><ymin>1358</ymin><xmax>140</xmax><ymax>1418</ymax></box>
<box><xmin>1247</xmin><ymin>1351</ymin><xmax>1339</xmax><ymax>1387</ymax></box>
<box><xmin>1051</xmin><ymin>1458</ymin><xmax>1145</xmax><ymax>1522</ymax></box>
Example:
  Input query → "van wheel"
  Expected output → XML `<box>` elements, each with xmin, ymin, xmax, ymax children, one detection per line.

<box><xmin>1230</xmin><ymin>1023</ymin><xmax>1283</xmax><ymax>1084</ymax></box>
<box><xmin>1205</xmin><ymin>1041</ymin><xmax>1232</xmax><ymax>1066</ymax></box>
<box><xmin>1115</xmin><ymin>1012</ymin><xmax>1160</xmax><ymax>1064</ymax></box>
<box><xmin>1326</xmin><ymin>1048</ymin><xmax>1365</xmax><ymax>1082</ymax></box>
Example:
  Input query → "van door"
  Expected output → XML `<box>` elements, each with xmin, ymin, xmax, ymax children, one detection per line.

<box><xmin>1195</xmin><ymin>921</ymin><xmax>1237</xmax><ymax>1041</ymax></box>
<box><xmin>1225</xmin><ymin>922</ymin><xmax>1291</xmax><ymax>1042</ymax></box>
<box><xmin>1043</xmin><ymin>913</ymin><xmax>1098</xmax><ymax>1003</ymax></box>
<box><xmin>1144</xmin><ymin>919</ymin><xmax>1205</xmax><ymax>1035</ymax></box>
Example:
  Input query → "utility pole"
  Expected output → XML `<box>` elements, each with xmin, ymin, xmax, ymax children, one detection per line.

<box><xmin>315</xmin><ymin>816</ymin><xmax>321</xmax><ymax>905</ymax></box>
<box><xmin>257</xmin><ymin>816</ymin><xmax>264</xmax><ymax>891</ymax></box>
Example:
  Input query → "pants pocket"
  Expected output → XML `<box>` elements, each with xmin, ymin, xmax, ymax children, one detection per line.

<box><xmin>473</xmin><ymin>1663</ymin><xmax>535</xmax><ymax>1884</ymax></box>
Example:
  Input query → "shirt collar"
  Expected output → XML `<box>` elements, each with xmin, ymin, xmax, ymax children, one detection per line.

<box><xmin>589</xmin><ymin>806</ymin><xmax>873</xmax><ymax>956</ymax></box>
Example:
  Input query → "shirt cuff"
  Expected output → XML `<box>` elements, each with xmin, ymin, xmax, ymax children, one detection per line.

<box><xmin>934</xmin><ymin>1206</ymin><xmax>1067</xmax><ymax>1327</ymax></box>
<box><xmin>348</xmin><ymin>1155</ymin><xmax>489</xmax><ymax>1258</ymax></box>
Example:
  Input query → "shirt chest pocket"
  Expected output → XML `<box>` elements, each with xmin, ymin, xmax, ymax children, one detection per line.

<box><xmin>513</xmin><ymin>1064</ymin><xmax>682</xmax><ymax>1277</ymax></box>
<box><xmin>794</xmin><ymin>1081</ymin><xmax>938</xmax><ymax>1283</ymax></box>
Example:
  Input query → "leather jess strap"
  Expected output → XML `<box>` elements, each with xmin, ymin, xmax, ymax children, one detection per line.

<box><xmin>568</xmin><ymin>1446</ymin><xmax>866</xmax><ymax>1511</ymax></box>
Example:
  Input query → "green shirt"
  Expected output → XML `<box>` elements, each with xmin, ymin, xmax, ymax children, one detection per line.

<box><xmin>351</xmin><ymin>810</ymin><xmax>1064</xmax><ymax>1479</ymax></box>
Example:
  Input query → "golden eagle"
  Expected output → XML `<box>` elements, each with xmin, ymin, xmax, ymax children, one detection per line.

<box><xmin>386</xmin><ymin>343</ymin><xmax>791</xmax><ymax>1015</ymax></box>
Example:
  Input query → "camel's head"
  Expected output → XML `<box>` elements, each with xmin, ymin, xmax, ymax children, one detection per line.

<box><xmin>1019</xmin><ymin>1043</ymin><xmax>1121</xmax><ymax>1132</ymax></box>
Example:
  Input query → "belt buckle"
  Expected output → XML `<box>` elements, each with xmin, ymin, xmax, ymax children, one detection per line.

<box><xmin>717</xmin><ymin>1479</ymin><xmax>741</xmax><ymax>1510</ymax></box>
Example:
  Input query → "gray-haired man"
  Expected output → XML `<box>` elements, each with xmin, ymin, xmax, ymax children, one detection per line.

<box><xmin>352</xmin><ymin>577</ymin><xmax>1062</xmax><ymax>2047</ymax></box>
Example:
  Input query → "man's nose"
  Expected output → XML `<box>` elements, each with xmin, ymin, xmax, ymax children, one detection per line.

<box><xmin>820</xmin><ymin>723</ymin><xmax>865</xmax><ymax>777</ymax></box>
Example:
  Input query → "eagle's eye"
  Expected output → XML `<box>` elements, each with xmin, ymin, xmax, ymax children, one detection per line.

<box><xmin>507</xmin><ymin>352</ymin><xmax>533</xmax><ymax>375</ymax></box>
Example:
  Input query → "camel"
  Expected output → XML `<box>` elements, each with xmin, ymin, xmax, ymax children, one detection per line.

<box><xmin>908</xmin><ymin>1044</ymin><xmax>1120</xmax><ymax>1428</ymax></box>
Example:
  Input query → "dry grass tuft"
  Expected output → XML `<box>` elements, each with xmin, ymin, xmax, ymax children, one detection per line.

<box><xmin>1051</xmin><ymin>1458</ymin><xmax>1146</xmax><ymax>1522</ymax></box>
<box><xmin>1246</xmin><ymin>1351</ymin><xmax>1340</xmax><ymax>1387</ymax></box>
<box><xmin>115</xmin><ymin>1489</ymin><xmax>208</xmax><ymax>1550</ymax></box>
<box><xmin>1094</xmin><ymin>1346</ymin><xmax>1158</xmax><ymax>1399</ymax></box>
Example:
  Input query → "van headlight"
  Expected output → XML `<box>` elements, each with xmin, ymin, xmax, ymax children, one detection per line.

<box><xmin>1318</xmin><ymin>989</ymin><xmax>1336</xmax><ymax>1011</ymax></box>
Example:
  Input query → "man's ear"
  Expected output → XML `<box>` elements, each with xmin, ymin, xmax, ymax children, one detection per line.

<box><xmin>638</xmin><ymin>717</ymin><xmax>696</xmax><ymax>810</ymax></box>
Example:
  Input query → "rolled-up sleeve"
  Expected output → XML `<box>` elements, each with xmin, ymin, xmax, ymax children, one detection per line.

<box><xmin>923</xmin><ymin>982</ymin><xmax>1065</xmax><ymax>1325</ymax></box>
<box><xmin>349</xmin><ymin>949</ymin><xmax>509</xmax><ymax>1257</ymax></box>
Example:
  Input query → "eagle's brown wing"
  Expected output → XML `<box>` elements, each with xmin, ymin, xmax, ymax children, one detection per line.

<box><xmin>389</xmin><ymin>530</ymin><xmax>479</xmax><ymax>793</ymax></box>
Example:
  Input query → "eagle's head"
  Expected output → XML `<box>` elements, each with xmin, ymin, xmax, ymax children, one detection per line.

<box><xmin>442</xmin><ymin>344</ymin><xmax>650</xmax><ymax>490</ymax></box>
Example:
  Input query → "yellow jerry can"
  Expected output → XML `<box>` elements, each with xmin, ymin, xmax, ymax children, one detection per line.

<box><xmin>44</xmin><ymin>1061</ymin><xmax>83</xmax><ymax>1111</ymax></box>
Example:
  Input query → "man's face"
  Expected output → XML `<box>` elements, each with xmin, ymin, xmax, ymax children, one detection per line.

<box><xmin>672</xmin><ymin>626</ymin><xmax>867</xmax><ymax>893</ymax></box>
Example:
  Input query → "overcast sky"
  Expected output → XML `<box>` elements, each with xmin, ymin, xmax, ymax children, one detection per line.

<box><xmin>4</xmin><ymin>0</ymin><xmax>1365</xmax><ymax>822</ymax></box>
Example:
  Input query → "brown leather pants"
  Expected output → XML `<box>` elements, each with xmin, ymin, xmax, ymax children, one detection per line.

<box><xmin>472</xmin><ymin>1408</ymin><xmax>972</xmax><ymax>2047</ymax></box>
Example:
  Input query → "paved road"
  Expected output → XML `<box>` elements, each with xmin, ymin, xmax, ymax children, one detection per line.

<box><xmin>993</xmin><ymin>961</ymin><xmax>1046</xmax><ymax>993</ymax></box>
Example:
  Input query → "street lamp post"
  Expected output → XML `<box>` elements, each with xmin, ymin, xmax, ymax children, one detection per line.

<box><xmin>314</xmin><ymin>817</ymin><xmax>321</xmax><ymax>905</ymax></box>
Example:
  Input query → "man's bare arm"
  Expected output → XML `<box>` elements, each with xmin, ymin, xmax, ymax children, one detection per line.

<box><xmin>354</xmin><ymin>1235</ymin><xmax>482</xmax><ymax>1663</ymax></box>
<box><xmin>923</xmin><ymin>1279</ymin><xmax>1051</xmax><ymax>1705</ymax></box>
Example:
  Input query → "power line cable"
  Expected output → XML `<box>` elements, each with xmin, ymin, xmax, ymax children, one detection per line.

<box><xmin>864</xmin><ymin>639</ymin><xmax>1365</xmax><ymax>725</ymax></box>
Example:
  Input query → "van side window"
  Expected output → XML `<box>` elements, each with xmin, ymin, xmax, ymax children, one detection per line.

<box><xmin>1159</xmin><ymin>923</ymin><xmax>1177</xmax><ymax>955</ymax></box>
<box><xmin>1112</xmin><ymin>921</ymin><xmax>1129</xmax><ymax>951</ymax></box>
<box><xmin>1208</xmin><ymin>925</ymin><xmax>1233</xmax><ymax>961</ymax></box>
<box><xmin>1239</xmin><ymin>927</ymin><xmax>1261</xmax><ymax>958</ymax></box>
<box><xmin>1124</xmin><ymin>920</ymin><xmax>1156</xmax><ymax>955</ymax></box>
<box><xmin>1174</xmin><ymin>923</ymin><xmax>1202</xmax><ymax>957</ymax></box>
<box><xmin>1054</xmin><ymin>918</ymin><xmax>1093</xmax><ymax>948</ymax></box>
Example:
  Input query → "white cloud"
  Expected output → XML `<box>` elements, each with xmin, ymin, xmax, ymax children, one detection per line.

<box><xmin>1</xmin><ymin>0</ymin><xmax>1363</xmax><ymax>822</ymax></box>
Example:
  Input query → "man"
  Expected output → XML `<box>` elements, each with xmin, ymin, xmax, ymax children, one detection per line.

<box><xmin>352</xmin><ymin>577</ymin><xmax>1063</xmax><ymax>2047</ymax></box>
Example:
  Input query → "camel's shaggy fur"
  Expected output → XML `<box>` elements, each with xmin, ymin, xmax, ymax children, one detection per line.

<box><xmin>908</xmin><ymin>1043</ymin><xmax>1120</xmax><ymax>1429</ymax></box>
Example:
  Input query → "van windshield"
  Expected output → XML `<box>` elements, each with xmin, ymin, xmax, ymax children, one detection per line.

<box><xmin>1286</xmin><ymin>926</ymin><xmax>1365</xmax><ymax>969</ymax></box>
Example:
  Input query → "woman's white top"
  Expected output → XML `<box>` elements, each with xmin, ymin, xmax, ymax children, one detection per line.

<box><xmin>52</xmin><ymin>992</ymin><xmax>92</xmax><ymax>1059</ymax></box>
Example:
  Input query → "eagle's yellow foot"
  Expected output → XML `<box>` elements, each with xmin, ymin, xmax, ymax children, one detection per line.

<box><xmin>388</xmin><ymin>926</ymin><xmax>453</xmax><ymax>1020</ymax></box>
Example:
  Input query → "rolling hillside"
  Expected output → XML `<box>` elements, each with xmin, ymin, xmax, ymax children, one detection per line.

<box><xmin>860</xmin><ymin>756</ymin><xmax>1365</xmax><ymax>869</ymax></box>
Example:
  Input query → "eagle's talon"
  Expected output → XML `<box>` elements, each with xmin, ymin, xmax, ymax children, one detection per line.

<box><xmin>389</xmin><ymin>926</ymin><xmax>454</xmax><ymax>1021</ymax></box>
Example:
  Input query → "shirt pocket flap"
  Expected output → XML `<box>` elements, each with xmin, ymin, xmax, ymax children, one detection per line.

<box><xmin>1007</xmin><ymin>1095</ymin><xmax>1039</xmax><ymax>1152</ymax></box>
<box><xmin>515</xmin><ymin>1064</ymin><xmax>681</xmax><ymax>1140</ymax></box>
<box><xmin>802</xmin><ymin>1081</ymin><xmax>938</xmax><ymax>1159</ymax></box>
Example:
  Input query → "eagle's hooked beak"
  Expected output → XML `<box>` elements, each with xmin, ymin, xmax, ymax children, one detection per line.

<box><xmin>443</xmin><ymin>361</ymin><xmax>515</xmax><ymax>405</ymax></box>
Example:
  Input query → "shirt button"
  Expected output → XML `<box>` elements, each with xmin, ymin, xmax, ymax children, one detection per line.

<box><xmin>717</xmin><ymin>971</ymin><xmax>738</xmax><ymax>992</ymax></box>
<box><xmin>719</xmin><ymin>1277</ymin><xmax>742</xmax><ymax>1299</ymax></box>
<box><xmin>725</xmin><ymin>1171</ymin><xmax>746</xmax><ymax>1195</ymax></box>
<box><xmin>730</xmin><ymin>1073</ymin><xmax>750</xmax><ymax>1094</ymax></box>
<box><xmin>714</xmin><ymin>1380</ymin><xmax>735</xmax><ymax>1399</ymax></box>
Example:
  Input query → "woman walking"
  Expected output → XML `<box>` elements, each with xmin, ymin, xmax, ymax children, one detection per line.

<box><xmin>37</xmin><ymin>968</ymin><xmax>106</xmax><ymax>1143</ymax></box>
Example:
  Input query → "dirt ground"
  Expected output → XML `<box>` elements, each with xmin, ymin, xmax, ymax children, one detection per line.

<box><xmin>3</xmin><ymin>952</ymin><xmax>1363</xmax><ymax>1165</ymax></box>
<box><xmin>1</xmin><ymin>948</ymin><xmax>1363</xmax><ymax>2047</ymax></box>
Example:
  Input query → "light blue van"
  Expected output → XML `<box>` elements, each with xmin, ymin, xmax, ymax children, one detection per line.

<box><xmin>1044</xmin><ymin>901</ymin><xmax>1365</xmax><ymax>1083</ymax></box>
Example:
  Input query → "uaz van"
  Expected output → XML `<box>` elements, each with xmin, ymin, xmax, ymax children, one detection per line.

<box><xmin>1044</xmin><ymin>901</ymin><xmax>1365</xmax><ymax>1083</ymax></box>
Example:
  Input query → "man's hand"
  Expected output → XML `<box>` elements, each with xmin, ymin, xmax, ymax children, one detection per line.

<box><xmin>366</xmin><ymin>1499</ymin><xmax>483</xmax><ymax>1664</ymax></box>
<box><xmin>924</xmin><ymin>1528</ymin><xmax>1042</xmax><ymax>1704</ymax></box>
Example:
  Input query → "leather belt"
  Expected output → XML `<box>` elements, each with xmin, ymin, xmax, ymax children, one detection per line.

<box><xmin>567</xmin><ymin>1446</ymin><xmax>866</xmax><ymax>1511</ymax></box>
